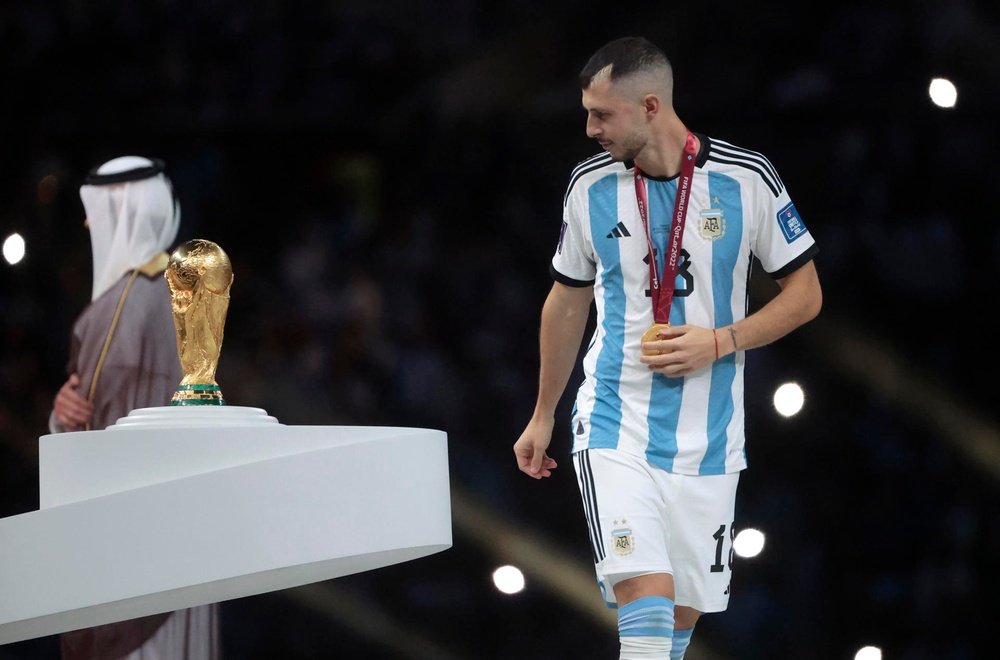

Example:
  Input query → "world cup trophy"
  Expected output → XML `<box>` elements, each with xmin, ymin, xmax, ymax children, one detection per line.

<box><xmin>165</xmin><ymin>239</ymin><xmax>233</xmax><ymax>405</ymax></box>
<box><xmin>0</xmin><ymin>237</ymin><xmax>452</xmax><ymax>647</ymax></box>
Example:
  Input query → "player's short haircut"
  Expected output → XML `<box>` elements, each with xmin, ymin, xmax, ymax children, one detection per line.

<box><xmin>579</xmin><ymin>36</ymin><xmax>671</xmax><ymax>90</ymax></box>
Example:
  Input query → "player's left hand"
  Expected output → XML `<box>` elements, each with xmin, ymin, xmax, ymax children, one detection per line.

<box><xmin>639</xmin><ymin>324</ymin><xmax>718</xmax><ymax>377</ymax></box>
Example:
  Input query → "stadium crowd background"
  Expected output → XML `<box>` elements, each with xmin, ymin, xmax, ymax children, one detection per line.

<box><xmin>1</xmin><ymin>1</ymin><xmax>997</xmax><ymax>659</ymax></box>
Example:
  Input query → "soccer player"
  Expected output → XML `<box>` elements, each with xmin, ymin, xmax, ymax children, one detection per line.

<box><xmin>513</xmin><ymin>37</ymin><xmax>822</xmax><ymax>659</ymax></box>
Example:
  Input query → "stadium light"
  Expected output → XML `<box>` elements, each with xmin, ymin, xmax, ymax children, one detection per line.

<box><xmin>855</xmin><ymin>646</ymin><xmax>882</xmax><ymax>660</ymax></box>
<box><xmin>929</xmin><ymin>77</ymin><xmax>957</xmax><ymax>108</ymax></box>
<box><xmin>773</xmin><ymin>382</ymin><xmax>804</xmax><ymax>417</ymax></box>
<box><xmin>3</xmin><ymin>233</ymin><xmax>26</xmax><ymax>265</ymax></box>
<box><xmin>492</xmin><ymin>565</ymin><xmax>526</xmax><ymax>595</ymax></box>
<box><xmin>733</xmin><ymin>528</ymin><xmax>765</xmax><ymax>558</ymax></box>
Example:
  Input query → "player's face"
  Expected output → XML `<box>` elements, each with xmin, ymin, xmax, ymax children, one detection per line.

<box><xmin>582</xmin><ymin>78</ymin><xmax>648</xmax><ymax>161</ymax></box>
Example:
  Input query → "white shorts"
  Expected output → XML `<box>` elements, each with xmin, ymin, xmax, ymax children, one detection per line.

<box><xmin>572</xmin><ymin>447</ymin><xmax>740</xmax><ymax>613</ymax></box>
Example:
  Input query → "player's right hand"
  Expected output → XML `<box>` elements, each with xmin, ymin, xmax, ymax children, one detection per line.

<box><xmin>53</xmin><ymin>373</ymin><xmax>94</xmax><ymax>430</ymax></box>
<box><xmin>513</xmin><ymin>416</ymin><xmax>558</xmax><ymax>479</ymax></box>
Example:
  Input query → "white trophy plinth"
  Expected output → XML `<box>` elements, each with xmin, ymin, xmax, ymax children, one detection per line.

<box><xmin>0</xmin><ymin>406</ymin><xmax>452</xmax><ymax>645</ymax></box>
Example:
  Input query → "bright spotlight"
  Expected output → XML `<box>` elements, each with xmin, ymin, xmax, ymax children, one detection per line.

<box><xmin>492</xmin><ymin>565</ymin><xmax>525</xmax><ymax>595</ymax></box>
<box><xmin>3</xmin><ymin>233</ymin><xmax>26</xmax><ymax>265</ymax></box>
<box><xmin>855</xmin><ymin>646</ymin><xmax>882</xmax><ymax>660</ymax></box>
<box><xmin>733</xmin><ymin>528</ymin><xmax>765</xmax><ymax>558</ymax></box>
<box><xmin>929</xmin><ymin>77</ymin><xmax>957</xmax><ymax>108</ymax></box>
<box><xmin>773</xmin><ymin>382</ymin><xmax>804</xmax><ymax>417</ymax></box>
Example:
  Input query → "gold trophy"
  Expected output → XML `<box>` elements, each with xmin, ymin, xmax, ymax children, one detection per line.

<box><xmin>165</xmin><ymin>239</ymin><xmax>233</xmax><ymax>405</ymax></box>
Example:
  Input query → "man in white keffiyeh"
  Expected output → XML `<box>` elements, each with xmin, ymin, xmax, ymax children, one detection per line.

<box><xmin>50</xmin><ymin>156</ymin><xmax>221</xmax><ymax>660</ymax></box>
<box><xmin>80</xmin><ymin>156</ymin><xmax>180</xmax><ymax>302</ymax></box>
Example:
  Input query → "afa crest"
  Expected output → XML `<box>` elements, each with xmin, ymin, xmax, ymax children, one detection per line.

<box><xmin>611</xmin><ymin>520</ymin><xmax>635</xmax><ymax>556</ymax></box>
<box><xmin>699</xmin><ymin>209</ymin><xmax>726</xmax><ymax>241</ymax></box>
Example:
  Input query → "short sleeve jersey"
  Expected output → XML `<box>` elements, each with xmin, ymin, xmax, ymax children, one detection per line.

<box><xmin>551</xmin><ymin>134</ymin><xmax>818</xmax><ymax>475</ymax></box>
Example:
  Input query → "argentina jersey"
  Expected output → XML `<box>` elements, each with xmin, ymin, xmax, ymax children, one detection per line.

<box><xmin>550</xmin><ymin>134</ymin><xmax>818</xmax><ymax>475</ymax></box>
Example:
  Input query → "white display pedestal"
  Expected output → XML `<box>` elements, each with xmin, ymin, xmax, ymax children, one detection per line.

<box><xmin>0</xmin><ymin>406</ymin><xmax>452</xmax><ymax>645</ymax></box>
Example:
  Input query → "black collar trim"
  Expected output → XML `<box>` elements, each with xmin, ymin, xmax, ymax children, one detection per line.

<box><xmin>625</xmin><ymin>133</ymin><xmax>711</xmax><ymax>181</ymax></box>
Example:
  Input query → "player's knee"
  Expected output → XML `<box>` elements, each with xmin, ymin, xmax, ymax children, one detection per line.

<box><xmin>612</xmin><ymin>572</ymin><xmax>674</xmax><ymax>606</ymax></box>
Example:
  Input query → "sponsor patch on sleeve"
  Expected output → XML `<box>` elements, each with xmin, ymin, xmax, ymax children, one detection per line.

<box><xmin>776</xmin><ymin>202</ymin><xmax>808</xmax><ymax>243</ymax></box>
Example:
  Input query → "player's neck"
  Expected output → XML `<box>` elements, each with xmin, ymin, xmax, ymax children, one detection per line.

<box><xmin>634</xmin><ymin>122</ymin><xmax>696</xmax><ymax>179</ymax></box>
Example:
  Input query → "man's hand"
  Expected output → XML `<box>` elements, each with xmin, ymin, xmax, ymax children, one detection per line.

<box><xmin>53</xmin><ymin>373</ymin><xmax>93</xmax><ymax>430</ymax></box>
<box><xmin>513</xmin><ymin>416</ymin><xmax>559</xmax><ymax>479</ymax></box>
<box><xmin>639</xmin><ymin>324</ymin><xmax>718</xmax><ymax>377</ymax></box>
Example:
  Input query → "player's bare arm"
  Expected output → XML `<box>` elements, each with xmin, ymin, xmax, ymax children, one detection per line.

<box><xmin>725</xmin><ymin>259</ymin><xmax>822</xmax><ymax>352</ymax></box>
<box><xmin>514</xmin><ymin>282</ymin><xmax>594</xmax><ymax>478</ymax></box>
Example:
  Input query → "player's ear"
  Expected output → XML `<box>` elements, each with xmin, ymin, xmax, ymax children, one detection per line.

<box><xmin>641</xmin><ymin>93</ymin><xmax>659</xmax><ymax>118</ymax></box>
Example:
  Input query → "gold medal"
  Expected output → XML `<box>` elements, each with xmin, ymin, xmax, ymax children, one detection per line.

<box><xmin>641</xmin><ymin>323</ymin><xmax>672</xmax><ymax>356</ymax></box>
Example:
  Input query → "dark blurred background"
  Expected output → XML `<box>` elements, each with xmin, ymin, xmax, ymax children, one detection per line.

<box><xmin>1</xmin><ymin>1</ymin><xmax>998</xmax><ymax>659</ymax></box>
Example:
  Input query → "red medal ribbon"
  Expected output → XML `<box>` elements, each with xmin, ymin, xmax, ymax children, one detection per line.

<box><xmin>634</xmin><ymin>131</ymin><xmax>698</xmax><ymax>324</ymax></box>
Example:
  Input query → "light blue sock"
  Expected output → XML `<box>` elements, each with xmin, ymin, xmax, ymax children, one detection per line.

<box><xmin>670</xmin><ymin>626</ymin><xmax>694</xmax><ymax>659</ymax></box>
<box><xmin>617</xmin><ymin>596</ymin><xmax>674</xmax><ymax>659</ymax></box>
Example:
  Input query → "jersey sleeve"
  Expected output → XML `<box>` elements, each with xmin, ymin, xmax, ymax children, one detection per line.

<box><xmin>751</xmin><ymin>172</ymin><xmax>818</xmax><ymax>279</ymax></box>
<box><xmin>550</xmin><ymin>182</ymin><xmax>596</xmax><ymax>286</ymax></box>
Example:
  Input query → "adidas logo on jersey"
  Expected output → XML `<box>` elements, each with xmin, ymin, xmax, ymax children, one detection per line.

<box><xmin>606</xmin><ymin>222</ymin><xmax>631</xmax><ymax>239</ymax></box>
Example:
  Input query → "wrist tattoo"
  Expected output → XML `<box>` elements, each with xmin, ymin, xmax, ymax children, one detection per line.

<box><xmin>728</xmin><ymin>327</ymin><xmax>738</xmax><ymax>352</ymax></box>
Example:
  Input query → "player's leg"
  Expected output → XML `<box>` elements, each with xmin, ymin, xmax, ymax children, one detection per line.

<box><xmin>613</xmin><ymin>573</ymin><xmax>676</xmax><ymax>659</ymax></box>
<box><xmin>659</xmin><ymin>471</ymin><xmax>741</xmax><ymax>660</ymax></box>
<box><xmin>671</xmin><ymin>613</ymin><xmax>697</xmax><ymax>660</ymax></box>
<box><xmin>572</xmin><ymin>448</ymin><xmax>674</xmax><ymax>659</ymax></box>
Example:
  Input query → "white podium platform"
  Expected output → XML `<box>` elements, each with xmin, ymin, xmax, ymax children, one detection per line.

<box><xmin>0</xmin><ymin>406</ymin><xmax>452</xmax><ymax>645</ymax></box>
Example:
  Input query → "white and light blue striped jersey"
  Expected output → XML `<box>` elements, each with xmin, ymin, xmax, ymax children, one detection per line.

<box><xmin>551</xmin><ymin>134</ymin><xmax>818</xmax><ymax>475</ymax></box>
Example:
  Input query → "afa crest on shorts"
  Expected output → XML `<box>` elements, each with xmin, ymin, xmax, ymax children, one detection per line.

<box><xmin>611</xmin><ymin>519</ymin><xmax>635</xmax><ymax>556</ymax></box>
<box><xmin>698</xmin><ymin>208</ymin><xmax>726</xmax><ymax>241</ymax></box>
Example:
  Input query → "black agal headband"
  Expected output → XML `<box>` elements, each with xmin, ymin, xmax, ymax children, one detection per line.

<box><xmin>84</xmin><ymin>158</ymin><xmax>166</xmax><ymax>186</ymax></box>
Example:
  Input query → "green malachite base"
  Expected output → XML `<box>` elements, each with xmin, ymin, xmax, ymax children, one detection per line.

<box><xmin>171</xmin><ymin>383</ymin><xmax>226</xmax><ymax>406</ymax></box>
<box><xmin>171</xmin><ymin>398</ymin><xmax>227</xmax><ymax>406</ymax></box>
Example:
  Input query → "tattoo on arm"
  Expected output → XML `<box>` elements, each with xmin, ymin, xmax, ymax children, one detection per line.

<box><xmin>728</xmin><ymin>327</ymin><xmax>738</xmax><ymax>352</ymax></box>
